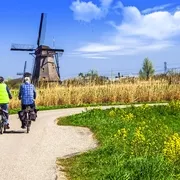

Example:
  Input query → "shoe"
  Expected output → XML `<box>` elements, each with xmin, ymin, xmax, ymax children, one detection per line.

<box><xmin>5</xmin><ymin>124</ymin><xmax>10</xmax><ymax>129</ymax></box>
<box><xmin>21</xmin><ymin>125</ymin><xmax>26</xmax><ymax>129</ymax></box>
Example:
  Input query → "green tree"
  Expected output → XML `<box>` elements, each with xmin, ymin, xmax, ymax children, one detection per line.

<box><xmin>85</xmin><ymin>69</ymin><xmax>98</xmax><ymax>80</ymax></box>
<box><xmin>139</xmin><ymin>58</ymin><xmax>155</xmax><ymax>80</ymax></box>
<box><xmin>78</xmin><ymin>72</ymin><xmax>84</xmax><ymax>78</ymax></box>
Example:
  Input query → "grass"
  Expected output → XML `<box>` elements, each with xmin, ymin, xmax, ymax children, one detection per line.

<box><xmin>57</xmin><ymin>101</ymin><xmax>180</xmax><ymax>180</ymax></box>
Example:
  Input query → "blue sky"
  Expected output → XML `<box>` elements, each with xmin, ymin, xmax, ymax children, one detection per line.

<box><xmin>1</xmin><ymin>0</ymin><xmax>180</xmax><ymax>79</ymax></box>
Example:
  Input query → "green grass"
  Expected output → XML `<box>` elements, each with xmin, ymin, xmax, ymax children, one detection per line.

<box><xmin>9</xmin><ymin>101</ymin><xmax>167</xmax><ymax>115</ymax></box>
<box><xmin>57</xmin><ymin>101</ymin><xmax>180</xmax><ymax>180</ymax></box>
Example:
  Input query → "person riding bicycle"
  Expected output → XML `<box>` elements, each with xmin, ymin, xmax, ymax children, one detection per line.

<box><xmin>0</xmin><ymin>76</ymin><xmax>12</xmax><ymax>129</ymax></box>
<box><xmin>18</xmin><ymin>76</ymin><xmax>36</xmax><ymax>128</ymax></box>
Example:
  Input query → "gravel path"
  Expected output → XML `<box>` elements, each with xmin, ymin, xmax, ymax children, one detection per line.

<box><xmin>0</xmin><ymin>103</ymin><xmax>167</xmax><ymax>180</ymax></box>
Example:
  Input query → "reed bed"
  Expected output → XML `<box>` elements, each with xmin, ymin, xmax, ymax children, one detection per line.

<box><xmin>9</xmin><ymin>80</ymin><xmax>180</xmax><ymax>109</ymax></box>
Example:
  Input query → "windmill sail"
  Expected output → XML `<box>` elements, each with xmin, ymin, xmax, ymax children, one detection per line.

<box><xmin>11</xmin><ymin>44</ymin><xmax>35</xmax><ymax>51</ymax></box>
<box><xmin>37</xmin><ymin>13</ymin><xmax>47</xmax><ymax>47</ymax></box>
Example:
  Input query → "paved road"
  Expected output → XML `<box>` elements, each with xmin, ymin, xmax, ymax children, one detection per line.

<box><xmin>0</xmin><ymin>103</ymin><xmax>167</xmax><ymax>180</ymax></box>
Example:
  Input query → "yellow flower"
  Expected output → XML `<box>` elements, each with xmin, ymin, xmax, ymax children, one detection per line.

<box><xmin>163</xmin><ymin>133</ymin><xmax>180</xmax><ymax>163</ymax></box>
<box><xmin>120</xmin><ymin>113</ymin><xmax>134</xmax><ymax>121</ymax></box>
<box><xmin>109</xmin><ymin>110</ymin><xmax>116</xmax><ymax>117</ymax></box>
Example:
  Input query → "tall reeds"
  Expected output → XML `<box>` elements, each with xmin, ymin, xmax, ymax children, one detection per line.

<box><xmin>9</xmin><ymin>79</ymin><xmax>180</xmax><ymax>109</ymax></box>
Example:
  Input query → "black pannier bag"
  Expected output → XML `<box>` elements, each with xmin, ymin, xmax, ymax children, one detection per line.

<box><xmin>18</xmin><ymin>109</ymin><xmax>37</xmax><ymax>121</ymax></box>
<box><xmin>18</xmin><ymin>111</ymin><xmax>26</xmax><ymax>121</ymax></box>
<box><xmin>29</xmin><ymin>109</ymin><xmax>37</xmax><ymax>121</ymax></box>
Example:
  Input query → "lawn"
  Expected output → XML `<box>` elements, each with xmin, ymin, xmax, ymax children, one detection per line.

<box><xmin>58</xmin><ymin>101</ymin><xmax>180</xmax><ymax>180</ymax></box>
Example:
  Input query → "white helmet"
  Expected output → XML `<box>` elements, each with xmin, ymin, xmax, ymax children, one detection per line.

<box><xmin>24</xmin><ymin>77</ymin><xmax>31</xmax><ymax>83</ymax></box>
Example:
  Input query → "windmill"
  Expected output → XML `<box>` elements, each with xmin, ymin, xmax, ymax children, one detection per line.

<box><xmin>11</xmin><ymin>13</ymin><xmax>64</xmax><ymax>84</ymax></box>
<box><xmin>17</xmin><ymin>61</ymin><xmax>27</xmax><ymax>78</ymax></box>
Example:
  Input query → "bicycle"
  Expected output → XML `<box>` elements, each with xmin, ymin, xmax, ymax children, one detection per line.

<box><xmin>23</xmin><ymin>106</ymin><xmax>33</xmax><ymax>133</ymax></box>
<box><xmin>0</xmin><ymin>107</ymin><xmax>8</xmax><ymax>134</ymax></box>
<box><xmin>18</xmin><ymin>105</ymin><xmax>37</xmax><ymax>133</ymax></box>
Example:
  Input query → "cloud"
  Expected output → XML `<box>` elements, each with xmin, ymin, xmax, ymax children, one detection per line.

<box><xmin>74</xmin><ymin>1</ymin><xmax>180</xmax><ymax>56</ymax></box>
<box><xmin>70</xmin><ymin>0</ymin><xmax>102</xmax><ymax>22</ymax></box>
<box><xmin>100</xmin><ymin>0</ymin><xmax>113</xmax><ymax>8</ymax></box>
<box><xmin>77</xmin><ymin>43</ymin><xmax>121</xmax><ymax>52</ymax></box>
<box><xmin>142</xmin><ymin>3</ymin><xmax>173</xmax><ymax>14</ymax></box>
<box><xmin>70</xmin><ymin>0</ymin><xmax>114</xmax><ymax>22</ymax></box>
<box><xmin>116</xmin><ymin>8</ymin><xmax>180</xmax><ymax>40</ymax></box>
<box><xmin>64</xmin><ymin>52</ymin><xmax>109</xmax><ymax>59</ymax></box>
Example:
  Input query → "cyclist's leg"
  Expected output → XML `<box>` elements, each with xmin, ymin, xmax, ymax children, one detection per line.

<box><xmin>21</xmin><ymin>104</ymin><xmax>26</xmax><ymax>110</ymax></box>
<box><xmin>1</xmin><ymin>104</ymin><xmax>10</xmax><ymax>128</ymax></box>
<box><xmin>21</xmin><ymin>104</ymin><xmax>27</xmax><ymax>128</ymax></box>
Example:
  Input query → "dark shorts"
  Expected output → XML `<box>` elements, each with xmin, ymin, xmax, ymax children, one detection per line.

<box><xmin>21</xmin><ymin>102</ymin><xmax>35</xmax><ymax>110</ymax></box>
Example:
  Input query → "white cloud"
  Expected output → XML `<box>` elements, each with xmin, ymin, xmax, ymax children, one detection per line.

<box><xmin>70</xmin><ymin>0</ymin><xmax>102</xmax><ymax>22</ymax></box>
<box><xmin>116</xmin><ymin>9</ymin><xmax>180</xmax><ymax>40</ymax></box>
<box><xmin>100</xmin><ymin>0</ymin><xmax>113</xmax><ymax>8</ymax></box>
<box><xmin>74</xmin><ymin>1</ymin><xmax>180</xmax><ymax>56</ymax></box>
<box><xmin>113</xmin><ymin>1</ymin><xmax>124</xmax><ymax>9</ymax></box>
<box><xmin>64</xmin><ymin>51</ymin><xmax>109</xmax><ymax>59</ymax></box>
<box><xmin>70</xmin><ymin>0</ymin><xmax>114</xmax><ymax>22</ymax></box>
<box><xmin>76</xmin><ymin>43</ymin><xmax>121</xmax><ymax>52</ymax></box>
<box><xmin>85</xmin><ymin>56</ymin><xmax>109</xmax><ymax>59</ymax></box>
<box><xmin>142</xmin><ymin>3</ymin><xmax>173</xmax><ymax>14</ymax></box>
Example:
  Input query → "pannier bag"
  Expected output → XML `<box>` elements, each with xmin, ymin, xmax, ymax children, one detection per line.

<box><xmin>29</xmin><ymin>109</ymin><xmax>37</xmax><ymax>121</ymax></box>
<box><xmin>18</xmin><ymin>109</ymin><xmax>37</xmax><ymax>121</ymax></box>
<box><xmin>18</xmin><ymin>111</ymin><xmax>26</xmax><ymax>121</ymax></box>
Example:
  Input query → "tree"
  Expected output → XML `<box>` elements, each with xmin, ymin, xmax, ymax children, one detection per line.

<box><xmin>85</xmin><ymin>69</ymin><xmax>98</xmax><ymax>80</ymax></box>
<box><xmin>78</xmin><ymin>72</ymin><xmax>84</xmax><ymax>78</ymax></box>
<box><xmin>139</xmin><ymin>58</ymin><xmax>155</xmax><ymax>80</ymax></box>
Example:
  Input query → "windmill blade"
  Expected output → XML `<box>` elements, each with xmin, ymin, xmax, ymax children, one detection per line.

<box><xmin>23</xmin><ymin>61</ymin><xmax>27</xmax><ymax>75</ymax></box>
<box><xmin>17</xmin><ymin>61</ymin><xmax>27</xmax><ymax>77</ymax></box>
<box><xmin>44</xmin><ymin>48</ymin><xmax>64</xmax><ymax>52</ymax></box>
<box><xmin>37</xmin><ymin>13</ymin><xmax>47</xmax><ymax>47</ymax></box>
<box><xmin>11</xmin><ymin>44</ymin><xmax>35</xmax><ymax>51</ymax></box>
<box><xmin>55</xmin><ymin>53</ymin><xmax>60</xmax><ymax>78</ymax></box>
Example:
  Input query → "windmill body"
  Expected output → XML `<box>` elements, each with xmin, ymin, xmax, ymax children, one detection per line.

<box><xmin>32</xmin><ymin>45</ymin><xmax>60</xmax><ymax>83</ymax></box>
<box><xmin>11</xmin><ymin>13</ymin><xmax>64</xmax><ymax>84</ymax></box>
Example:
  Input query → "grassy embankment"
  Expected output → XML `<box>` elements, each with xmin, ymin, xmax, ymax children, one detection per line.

<box><xmin>57</xmin><ymin>101</ymin><xmax>180</xmax><ymax>180</ymax></box>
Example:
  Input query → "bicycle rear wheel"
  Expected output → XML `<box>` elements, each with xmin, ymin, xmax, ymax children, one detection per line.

<box><xmin>0</xmin><ymin>122</ymin><xmax>3</xmax><ymax>134</ymax></box>
<box><xmin>3</xmin><ymin>125</ymin><xmax>6</xmax><ymax>133</ymax></box>
<box><xmin>27</xmin><ymin>126</ymin><xmax>29</xmax><ymax>133</ymax></box>
<box><xmin>0</xmin><ymin>127</ymin><xmax>3</xmax><ymax>134</ymax></box>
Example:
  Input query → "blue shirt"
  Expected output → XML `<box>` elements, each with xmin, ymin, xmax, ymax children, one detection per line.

<box><xmin>18</xmin><ymin>82</ymin><xmax>36</xmax><ymax>105</ymax></box>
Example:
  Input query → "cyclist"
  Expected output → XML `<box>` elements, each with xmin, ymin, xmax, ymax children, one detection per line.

<box><xmin>18</xmin><ymin>76</ymin><xmax>36</xmax><ymax>128</ymax></box>
<box><xmin>0</xmin><ymin>76</ymin><xmax>12</xmax><ymax>129</ymax></box>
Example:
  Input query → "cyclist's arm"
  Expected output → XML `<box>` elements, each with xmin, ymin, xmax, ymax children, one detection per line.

<box><xmin>18</xmin><ymin>85</ymin><xmax>22</xmax><ymax>100</ymax></box>
<box><xmin>6</xmin><ymin>86</ymin><xmax>12</xmax><ymax>99</ymax></box>
<box><xmin>33</xmin><ymin>85</ymin><xmax>36</xmax><ymax>100</ymax></box>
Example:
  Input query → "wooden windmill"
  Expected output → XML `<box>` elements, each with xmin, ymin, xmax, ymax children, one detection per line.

<box><xmin>11</xmin><ymin>13</ymin><xmax>64</xmax><ymax>84</ymax></box>
<box><xmin>17</xmin><ymin>61</ymin><xmax>27</xmax><ymax>78</ymax></box>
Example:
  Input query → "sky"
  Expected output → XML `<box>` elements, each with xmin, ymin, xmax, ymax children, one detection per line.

<box><xmin>1</xmin><ymin>0</ymin><xmax>180</xmax><ymax>80</ymax></box>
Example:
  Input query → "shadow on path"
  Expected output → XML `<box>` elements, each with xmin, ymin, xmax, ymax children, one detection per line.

<box><xmin>4</xmin><ymin>130</ymin><xmax>25</xmax><ymax>134</ymax></box>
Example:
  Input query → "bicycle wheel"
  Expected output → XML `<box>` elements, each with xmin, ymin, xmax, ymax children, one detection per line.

<box><xmin>27</xmin><ymin>126</ymin><xmax>29</xmax><ymax>133</ymax></box>
<box><xmin>3</xmin><ymin>125</ymin><xmax>6</xmax><ymax>133</ymax></box>
<box><xmin>0</xmin><ymin>122</ymin><xmax>3</xmax><ymax>134</ymax></box>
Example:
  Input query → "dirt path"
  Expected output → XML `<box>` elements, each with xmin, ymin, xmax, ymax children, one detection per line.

<box><xmin>0</xmin><ymin>104</ymin><xmax>167</xmax><ymax>180</ymax></box>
